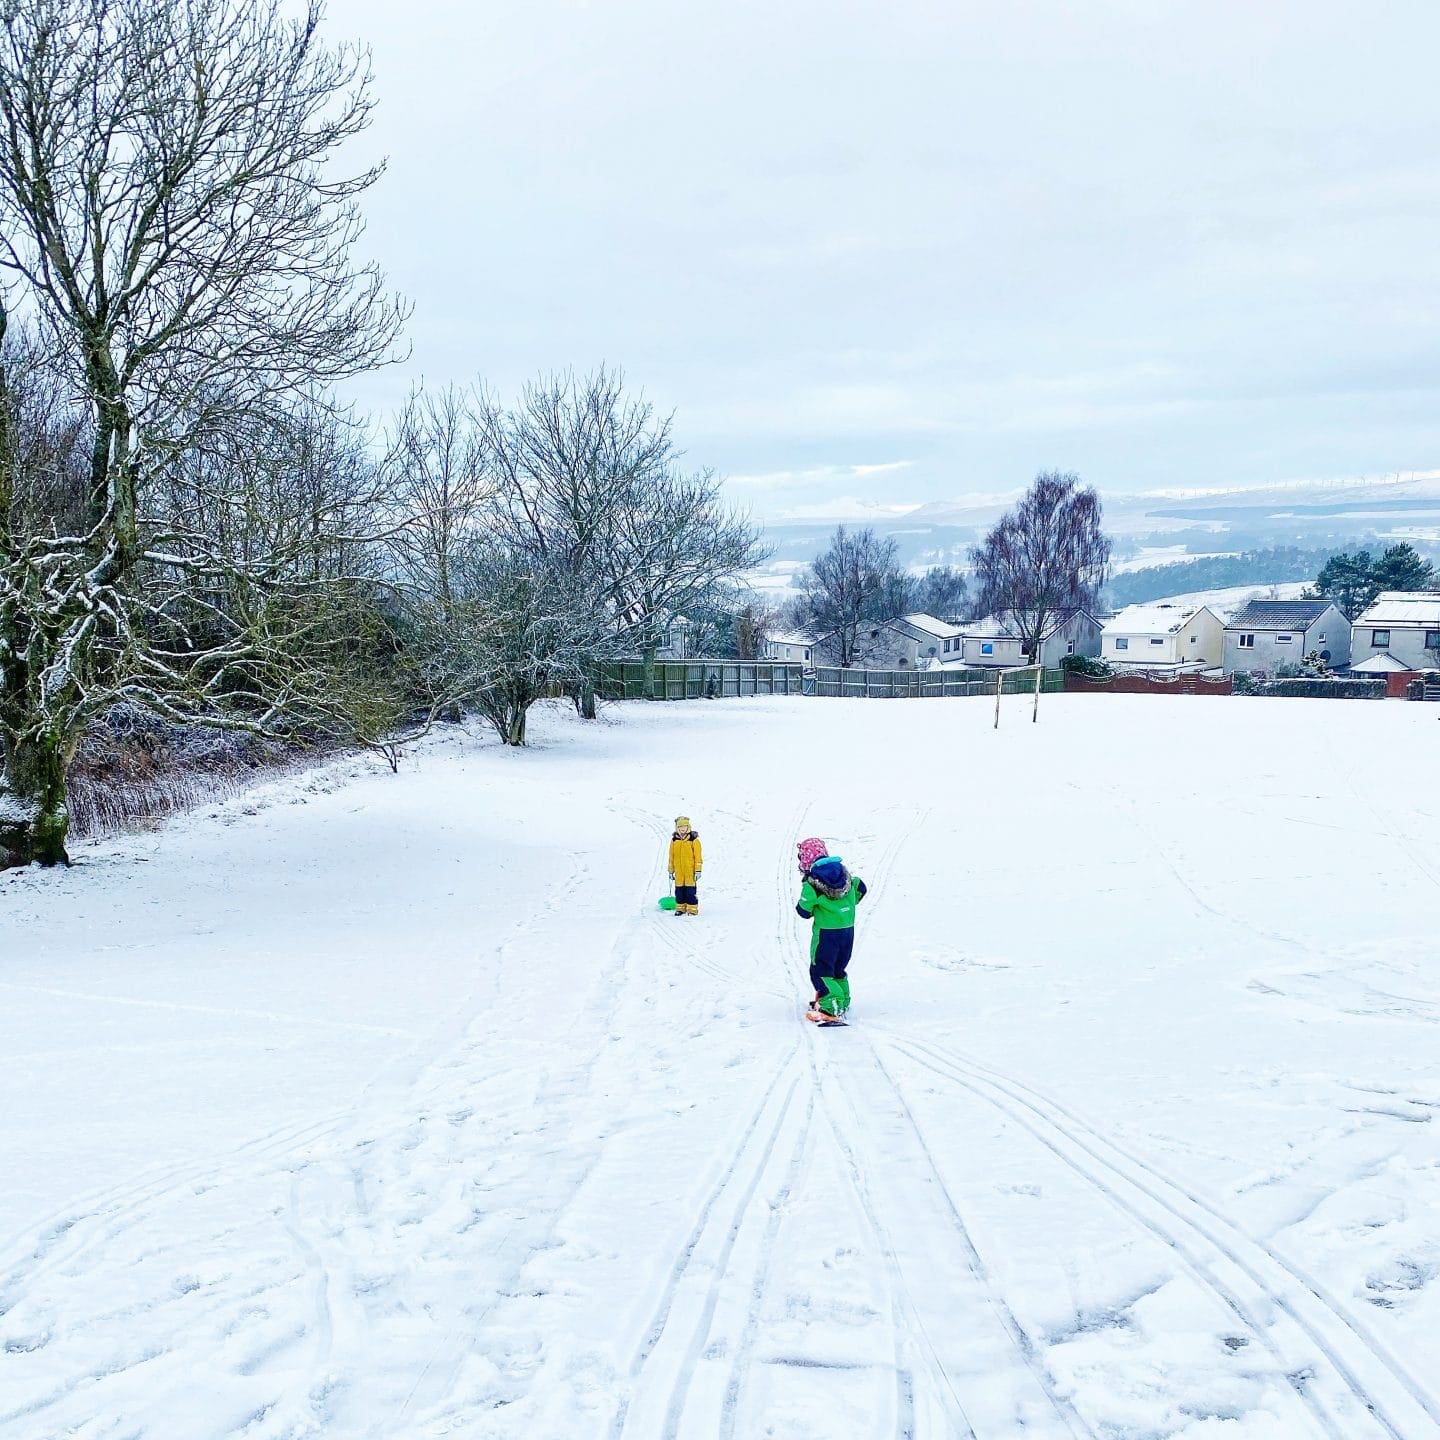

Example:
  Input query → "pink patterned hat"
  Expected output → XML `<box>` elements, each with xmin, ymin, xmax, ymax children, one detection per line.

<box><xmin>796</xmin><ymin>837</ymin><xmax>829</xmax><ymax>872</ymax></box>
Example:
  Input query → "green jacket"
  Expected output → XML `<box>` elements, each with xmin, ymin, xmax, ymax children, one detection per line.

<box><xmin>796</xmin><ymin>870</ymin><xmax>867</xmax><ymax>930</ymax></box>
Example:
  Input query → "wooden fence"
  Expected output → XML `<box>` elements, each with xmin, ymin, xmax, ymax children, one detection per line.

<box><xmin>596</xmin><ymin>660</ymin><xmax>804</xmax><ymax>700</ymax></box>
<box><xmin>808</xmin><ymin>666</ymin><xmax>1064</xmax><ymax>698</ymax></box>
<box><xmin>596</xmin><ymin>659</ymin><xmax>1065</xmax><ymax>701</ymax></box>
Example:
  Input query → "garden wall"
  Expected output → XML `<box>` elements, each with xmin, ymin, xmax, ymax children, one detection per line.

<box><xmin>1063</xmin><ymin>672</ymin><xmax>1233</xmax><ymax>696</ymax></box>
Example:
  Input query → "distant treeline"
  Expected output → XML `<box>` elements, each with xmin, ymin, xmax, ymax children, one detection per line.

<box><xmin>1103</xmin><ymin>547</ymin><xmax>1353</xmax><ymax>609</ymax></box>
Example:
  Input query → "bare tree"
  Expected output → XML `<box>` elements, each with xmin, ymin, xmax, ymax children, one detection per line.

<box><xmin>732</xmin><ymin>597</ymin><xmax>775</xmax><ymax>660</ymax></box>
<box><xmin>0</xmin><ymin>0</ymin><xmax>405</xmax><ymax>865</ymax></box>
<box><xmin>381</xmin><ymin>386</ymin><xmax>491</xmax><ymax>623</ymax></box>
<box><xmin>799</xmin><ymin>526</ymin><xmax>908</xmax><ymax>667</ymax></box>
<box><xmin>914</xmin><ymin>564</ymin><xmax>970</xmax><ymax>621</ymax></box>
<box><xmin>605</xmin><ymin>466</ymin><xmax>766</xmax><ymax>687</ymax></box>
<box><xmin>481</xmin><ymin>369</ymin><xmax>766</xmax><ymax>698</ymax></box>
<box><xmin>969</xmin><ymin>472</ymin><xmax>1110</xmax><ymax>663</ymax></box>
<box><xmin>446</xmin><ymin>542</ymin><xmax>621</xmax><ymax>746</ymax></box>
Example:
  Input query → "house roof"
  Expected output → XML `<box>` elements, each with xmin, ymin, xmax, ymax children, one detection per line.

<box><xmin>1354</xmin><ymin>592</ymin><xmax>1440</xmax><ymax>626</ymax></box>
<box><xmin>963</xmin><ymin>608</ymin><xmax>1094</xmax><ymax>641</ymax></box>
<box><xmin>893</xmin><ymin>612</ymin><xmax>966</xmax><ymax>640</ymax></box>
<box><xmin>1225</xmin><ymin>599</ymin><xmax>1334</xmax><ymax>631</ymax></box>
<box><xmin>1350</xmin><ymin>651</ymin><xmax>1414</xmax><ymax>673</ymax></box>
<box><xmin>1102</xmin><ymin>602</ymin><xmax>1217</xmax><ymax>636</ymax></box>
<box><xmin>768</xmin><ymin>631</ymin><xmax>817</xmax><ymax>648</ymax></box>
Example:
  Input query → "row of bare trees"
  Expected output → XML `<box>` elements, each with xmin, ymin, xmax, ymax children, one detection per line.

<box><xmin>0</xmin><ymin>0</ymin><xmax>407</xmax><ymax>867</ymax></box>
<box><xmin>0</xmin><ymin>0</ymin><xmax>763</xmax><ymax>868</ymax></box>
<box><xmin>380</xmin><ymin>372</ymin><xmax>763</xmax><ymax>746</ymax></box>
<box><xmin>784</xmin><ymin>474</ymin><xmax>1108</xmax><ymax>668</ymax></box>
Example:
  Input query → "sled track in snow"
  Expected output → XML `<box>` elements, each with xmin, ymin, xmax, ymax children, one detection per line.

<box><xmin>879</xmin><ymin>1033</ymin><xmax>1440</xmax><ymax>1440</ymax></box>
<box><xmin>792</xmin><ymin>807</ymin><xmax>963</xmax><ymax>1438</ymax></box>
<box><xmin>614</xmin><ymin>1045</ymin><xmax>811</xmax><ymax>1440</ymax></box>
<box><xmin>831</xmin><ymin>1039</ymin><xmax>1091</xmax><ymax>1439</ymax></box>
<box><xmin>803</xmin><ymin>1043</ymin><xmax>968</xmax><ymax>1440</ymax></box>
<box><xmin>786</xmin><ymin>806</ymin><xmax>1088</xmax><ymax>1438</ymax></box>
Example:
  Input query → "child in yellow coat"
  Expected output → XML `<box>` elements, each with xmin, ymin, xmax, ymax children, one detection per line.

<box><xmin>668</xmin><ymin>816</ymin><xmax>703</xmax><ymax>915</ymax></box>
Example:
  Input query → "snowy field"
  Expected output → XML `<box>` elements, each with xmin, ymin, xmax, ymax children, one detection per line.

<box><xmin>4</xmin><ymin>694</ymin><xmax>1440</xmax><ymax>1440</ymax></box>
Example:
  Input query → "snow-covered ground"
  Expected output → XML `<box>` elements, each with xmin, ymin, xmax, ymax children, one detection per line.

<box><xmin>1145</xmin><ymin>581</ymin><xmax>1315</xmax><ymax>621</ymax></box>
<box><xmin>4</xmin><ymin>695</ymin><xmax>1440</xmax><ymax>1440</ymax></box>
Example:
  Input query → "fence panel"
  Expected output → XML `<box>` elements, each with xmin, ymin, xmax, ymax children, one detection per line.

<box><xmin>595</xmin><ymin>659</ymin><xmax>807</xmax><ymax>701</ymax></box>
<box><xmin>596</xmin><ymin>659</ymin><xmax>1059</xmax><ymax>701</ymax></box>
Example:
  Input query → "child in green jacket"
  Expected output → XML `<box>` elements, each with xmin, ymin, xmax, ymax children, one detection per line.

<box><xmin>795</xmin><ymin>837</ymin><xmax>867</xmax><ymax>1022</ymax></box>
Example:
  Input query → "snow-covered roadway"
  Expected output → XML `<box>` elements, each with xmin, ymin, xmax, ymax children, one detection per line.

<box><xmin>3</xmin><ymin>695</ymin><xmax>1440</xmax><ymax>1439</ymax></box>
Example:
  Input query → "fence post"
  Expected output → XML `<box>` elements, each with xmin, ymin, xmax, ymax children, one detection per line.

<box><xmin>994</xmin><ymin>669</ymin><xmax>1002</xmax><ymax>728</ymax></box>
<box><xmin>1033</xmin><ymin>663</ymin><xmax>1042</xmax><ymax>723</ymax></box>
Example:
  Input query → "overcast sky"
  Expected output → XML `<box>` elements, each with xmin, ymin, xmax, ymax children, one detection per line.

<box><xmin>334</xmin><ymin>0</ymin><xmax>1440</xmax><ymax>520</ymax></box>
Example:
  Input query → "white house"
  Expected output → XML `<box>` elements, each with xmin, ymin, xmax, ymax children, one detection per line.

<box><xmin>957</xmin><ymin>609</ymin><xmax>1102</xmax><ymax>668</ymax></box>
<box><xmin>1101</xmin><ymin>602</ymin><xmax>1225</xmax><ymax>670</ymax></box>
<box><xmin>882</xmin><ymin>613</ymin><xmax>969</xmax><ymax>666</ymax></box>
<box><xmin>1222</xmin><ymin>599</ymin><xmax>1351</xmax><ymax>674</ymax></box>
<box><xmin>812</xmin><ymin>613</ymin><xmax>967</xmax><ymax>668</ymax></box>
<box><xmin>1348</xmin><ymin>592</ymin><xmax>1440</xmax><ymax>671</ymax></box>
<box><xmin>761</xmin><ymin>630</ymin><xmax>819</xmax><ymax>665</ymax></box>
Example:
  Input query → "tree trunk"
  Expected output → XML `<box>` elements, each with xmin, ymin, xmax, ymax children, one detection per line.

<box><xmin>642</xmin><ymin>640</ymin><xmax>659</xmax><ymax>699</ymax></box>
<box><xmin>504</xmin><ymin>704</ymin><xmax>527</xmax><ymax>746</ymax></box>
<box><xmin>0</xmin><ymin>730</ymin><xmax>71</xmax><ymax>867</ymax></box>
<box><xmin>0</xmin><ymin>588</ymin><xmax>73</xmax><ymax>867</ymax></box>
<box><xmin>577</xmin><ymin>679</ymin><xmax>597</xmax><ymax>720</ymax></box>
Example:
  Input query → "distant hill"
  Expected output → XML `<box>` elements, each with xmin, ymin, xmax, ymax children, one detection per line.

<box><xmin>1132</xmin><ymin>581</ymin><xmax>1315</xmax><ymax>622</ymax></box>
<box><xmin>748</xmin><ymin>473</ymin><xmax>1440</xmax><ymax>597</ymax></box>
<box><xmin>1102</xmin><ymin>547</ymin><xmax>1341</xmax><ymax>610</ymax></box>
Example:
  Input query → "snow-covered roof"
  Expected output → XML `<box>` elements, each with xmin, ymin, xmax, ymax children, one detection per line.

<box><xmin>1102</xmin><ymin>602</ymin><xmax>1217</xmax><ymax>636</ymax></box>
<box><xmin>894</xmin><ymin>612</ymin><xmax>966</xmax><ymax>640</ymax></box>
<box><xmin>1350</xmin><ymin>651</ymin><xmax>1415</xmax><ymax>673</ymax></box>
<box><xmin>1354</xmin><ymin>592</ymin><xmax>1440</xmax><ymax>627</ymax></box>
<box><xmin>961</xmin><ymin>613</ymin><xmax>1023</xmax><ymax>640</ymax></box>
<box><xmin>1225</xmin><ymin>599</ymin><xmax>1335</xmax><ymax>630</ymax></box>
<box><xmin>963</xmin><ymin>608</ymin><xmax>1094</xmax><ymax>641</ymax></box>
<box><xmin>768</xmin><ymin>631</ymin><xmax>818</xmax><ymax>648</ymax></box>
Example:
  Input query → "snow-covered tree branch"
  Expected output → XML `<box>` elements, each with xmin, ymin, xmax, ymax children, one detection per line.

<box><xmin>0</xmin><ymin>0</ymin><xmax>406</xmax><ymax>866</ymax></box>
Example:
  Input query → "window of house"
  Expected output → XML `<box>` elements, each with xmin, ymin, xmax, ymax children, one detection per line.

<box><xmin>1067</xmin><ymin>639</ymin><xmax>1075</xmax><ymax>654</ymax></box>
<box><xmin>981</xmin><ymin>642</ymin><xmax>994</xmax><ymax>655</ymax></box>
<box><xmin>1190</xmin><ymin>635</ymin><xmax>1198</xmax><ymax>644</ymax></box>
<box><xmin>1372</xmin><ymin>629</ymin><xmax>1390</xmax><ymax>647</ymax></box>
<box><xmin>1427</xmin><ymin>631</ymin><xmax>1440</xmax><ymax>649</ymax></box>
<box><xmin>1150</xmin><ymin>637</ymin><xmax>1164</xmax><ymax>646</ymax></box>
<box><xmin>1275</xmin><ymin>634</ymin><xmax>1293</xmax><ymax>644</ymax></box>
<box><xmin>1115</xmin><ymin>637</ymin><xmax>1129</xmax><ymax>651</ymax></box>
<box><xmin>803</xmin><ymin>648</ymin><xmax>811</xmax><ymax>662</ymax></box>
<box><xmin>1317</xmin><ymin>633</ymin><xmax>1326</xmax><ymax>643</ymax></box>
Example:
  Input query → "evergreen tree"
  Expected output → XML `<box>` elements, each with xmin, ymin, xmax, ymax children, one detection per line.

<box><xmin>1370</xmin><ymin>542</ymin><xmax>1435</xmax><ymax>597</ymax></box>
<box><xmin>1314</xmin><ymin>543</ymin><xmax>1435</xmax><ymax>617</ymax></box>
<box><xmin>1313</xmin><ymin>550</ymin><xmax>1374</xmax><ymax>617</ymax></box>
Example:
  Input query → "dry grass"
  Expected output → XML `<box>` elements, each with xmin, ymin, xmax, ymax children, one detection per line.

<box><xmin>66</xmin><ymin>708</ymin><xmax>323</xmax><ymax>839</ymax></box>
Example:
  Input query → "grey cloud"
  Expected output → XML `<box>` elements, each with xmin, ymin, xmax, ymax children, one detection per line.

<box><xmin>334</xmin><ymin>0</ymin><xmax>1440</xmax><ymax>520</ymax></box>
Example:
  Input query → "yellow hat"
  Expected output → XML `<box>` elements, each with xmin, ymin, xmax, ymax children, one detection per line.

<box><xmin>675</xmin><ymin>815</ymin><xmax>691</xmax><ymax>828</ymax></box>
